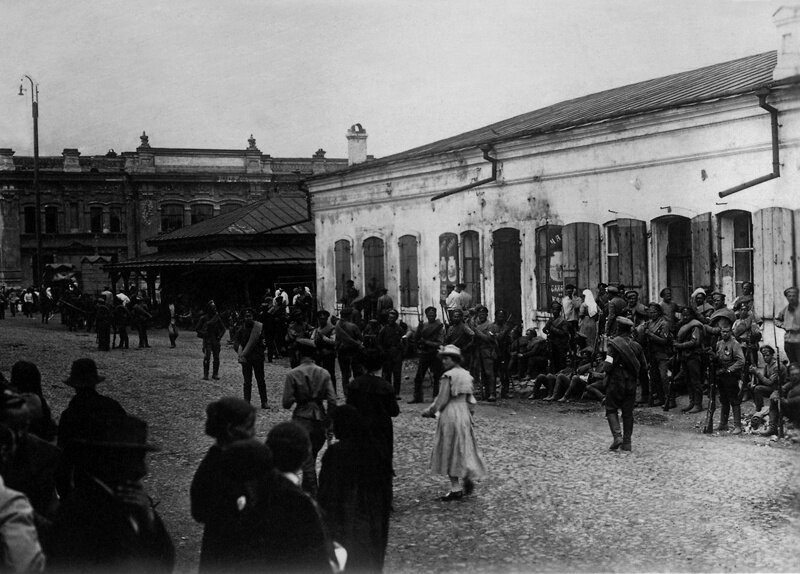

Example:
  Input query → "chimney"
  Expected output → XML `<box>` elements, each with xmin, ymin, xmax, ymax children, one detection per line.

<box><xmin>62</xmin><ymin>148</ymin><xmax>81</xmax><ymax>172</ymax></box>
<box><xmin>346</xmin><ymin>124</ymin><xmax>368</xmax><ymax>166</ymax></box>
<box><xmin>773</xmin><ymin>6</ymin><xmax>800</xmax><ymax>81</ymax></box>
<box><xmin>0</xmin><ymin>149</ymin><xmax>15</xmax><ymax>171</ymax></box>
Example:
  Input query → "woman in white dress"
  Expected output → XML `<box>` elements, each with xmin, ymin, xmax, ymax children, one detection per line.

<box><xmin>421</xmin><ymin>345</ymin><xmax>486</xmax><ymax>501</ymax></box>
<box><xmin>578</xmin><ymin>288</ymin><xmax>599</xmax><ymax>350</ymax></box>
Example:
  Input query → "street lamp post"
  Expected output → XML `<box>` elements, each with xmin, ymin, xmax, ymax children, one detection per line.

<box><xmin>19</xmin><ymin>75</ymin><xmax>42</xmax><ymax>287</ymax></box>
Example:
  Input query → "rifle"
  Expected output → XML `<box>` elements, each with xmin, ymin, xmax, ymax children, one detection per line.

<box><xmin>771</xmin><ymin>300</ymin><xmax>785</xmax><ymax>438</ymax></box>
<box><xmin>702</xmin><ymin>351</ymin><xmax>718</xmax><ymax>434</ymax></box>
<box><xmin>440</xmin><ymin>301</ymin><xmax>450</xmax><ymax>329</ymax></box>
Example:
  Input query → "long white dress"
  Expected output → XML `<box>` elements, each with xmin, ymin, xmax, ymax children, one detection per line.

<box><xmin>428</xmin><ymin>366</ymin><xmax>487</xmax><ymax>479</ymax></box>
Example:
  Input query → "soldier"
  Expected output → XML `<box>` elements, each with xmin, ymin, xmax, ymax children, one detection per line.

<box><xmin>494</xmin><ymin>310</ymin><xmax>514</xmax><ymax>398</ymax></box>
<box><xmin>713</xmin><ymin>325</ymin><xmax>745</xmax><ymax>433</ymax></box>
<box><xmin>623</xmin><ymin>290</ymin><xmax>648</xmax><ymax>327</ymax></box>
<box><xmin>691</xmin><ymin>288</ymin><xmax>714</xmax><ymax>323</ymax></box>
<box><xmin>604</xmin><ymin>285</ymin><xmax>627</xmax><ymax>338</ymax></box>
<box><xmin>673</xmin><ymin>306</ymin><xmax>706</xmax><ymax>414</ymax></box>
<box><xmin>659</xmin><ymin>288</ymin><xmax>680</xmax><ymax>335</ymax></box>
<box><xmin>95</xmin><ymin>297</ymin><xmax>112</xmax><ymax>352</ymax></box>
<box><xmin>111</xmin><ymin>298</ymin><xmax>130</xmax><ymax>350</ymax></box>
<box><xmin>775</xmin><ymin>286</ymin><xmax>800</xmax><ymax>364</ymax></box>
<box><xmin>131</xmin><ymin>297</ymin><xmax>152</xmax><ymax>349</ymax></box>
<box><xmin>543</xmin><ymin>301</ymin><xmax>570</xmax><ymax>374</ymax></box>
<box><xmin>641</xmin><ymin>301</ymin><xmax>672</xmax><ymax>408</ymax></box>
<box><xmin>197</xmin><ymin>301</ymin><xmax>226</xmax><ymax>381</ymax></box>
<box><xmin>409</xmin><ymin>307</ymin><xmax>444</xmax><ymax>404</ymax></box>
<box><xmin>334</xmin><ymin>307</ymin><xmax>364</xmax><ymax>392</ymax></box>
<box><xmin>748</xmin><ymin>345</ymin><xmax>787</xmax><ymax>412</ymax></box>
<box><xmin>377</xmin><ymin>309</ymin><xmax>407</xmax><ymax>397</ymax></box>
<box><xmin>312</xmin><ymin>310</ymin><xmax>337</xmax><ymax>393</ymax></box>
<box><xmin>472</xmin><ymin>306</ymin><xmax>499</xmax><ymax>402</ymax></box>
<box><xmin>444</xmin><ymin>309</ymin><xmax>474</xmax><ymax>368</ymax></box>
<box><xmin>602</xmin><ymin>316</ymin><xmax>648</xmax><ymax>452</ymax></box>
<box><xmin>758</xmin><ymin>362</ymin><xmax>800</xmax><ymax>437</ymax></box>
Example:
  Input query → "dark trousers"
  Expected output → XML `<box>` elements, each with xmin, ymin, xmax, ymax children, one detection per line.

<box><xmin>550</xmin><ymin>345</ymin><xmax>568</xmax><ymax>374</ymax></box>
<box><xmin>203</xmin><ymin>338</ymin><xmax>221</xmax><ymax>377</ymax></box>
<box><xmin>413</xmin><ymin>353</ymin><xmax>442</xmax><ymax>400</ymax></box>
<box><xmin>752</xmin><ymin>384</ymin><xmax>773</xmax><ymax>411</ymax></box>
<box><xmin>318</xmin><ymin>353</ymin><xmax>337</xmax><ymax>393</ymax></box>
<box><xmin>116</xmin><ymin>326</ymin><xmax>129</xmax><ymax>349</ymax></box>
<box><xmin>242</xmin><ymin>358</ymin><xmax>267</xmax><ymax>405</ymax></box>
<box><xmin>339</xmin><ymin>353</ymin><xmax>363</xmax><ymax>394</ymax></box>
<box><xmin>768</xmin><ymin>396</ymin><xmax>800</xmax><ymax>429</ymax></box>
<box><xmin>474</xmin><ymin>353</ymin><xmax>496</xmax><ymax>399</ymax></box>
<box><xmin>137</xmin><ymin>324</ymin><xmax>149</xmax><ymax>347</ymax></box>
<box><xmin>382</xmin><ymin>348</ymin><xmax>403</xmax><ymax>395</ymax></box>
<box><xmin>648</xmin><ymin>355</ymin><xmax>669</xmax><ymax>402</ymax></box>
<box><xmin>680</xmin><ymin>355</ymin><xmax>704</xmax><ymax>405</ymax></box>
<box><xmin>97</xmin><ymin>325</ymin><xmax>111</xmax><ymax>351</ymax></box>
<box><xmin>784</xmin><ymin>342</ymin><xmax>800</xmax><ymax>365</ymax></box>
<box><xmin>717</xmin><ymin>372</ymin><xmax>742</xmax><ymax>407</ymax></box>
<box><xmin>606</xmin><ymin>382</ymin><xmax>636</xmax><ymax>445</ymax></box>
<box><xmin>293</xmin><ymin>417</ymin><xmax>326</xmax><ymax>497</ymax></box>
<box><xmin>497</xmin><ymin>354</ymin><xmax>510</xmax><ymax>396</ymax></box>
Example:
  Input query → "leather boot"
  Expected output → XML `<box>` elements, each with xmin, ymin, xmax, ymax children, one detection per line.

<box><xmin>243</xmin><ymin>384</ymin><xmax>251</xmax><ymax>403</ymax></box>
<box><xmin>688</xmin><ymin>391</ymin><xmax>704</xmax><ymax>413</ymax></box>
<box><xmin>716</xmin><ymin>404</ymin><xmax>730</xmax><ymax>431</ymax></box>
<box><xmin>203</xmin><ymin>362</ymin><xmax>210</xmax><ymax>381</ymax></box>
<box><xmin>606</xmin><ymin>413</ymin><xmax>623</xmax><ymax>450</ymax></box>
<box><xmin>681</xmin><ymin>399</ymin><xmax>695</xmax><ymax>413</ymax></box>
<box><xmin>731</xmin><ymin>404</ymin><xmax>743</xmax><ymax>435</ymax></box>
<box><xmin>621</xmin><ymin>414</ymin><xmax>633</xmax><ymax>451</ymax></box>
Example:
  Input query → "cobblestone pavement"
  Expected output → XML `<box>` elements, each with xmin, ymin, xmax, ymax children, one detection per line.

<box><xmin>1</xmin><ymin>316</ymin><xmax>798</xmax><ymax>573</ymax></box>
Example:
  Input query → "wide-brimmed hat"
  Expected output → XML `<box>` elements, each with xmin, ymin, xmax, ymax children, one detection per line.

<box><xmin>63</xmin><ymin>358</ymin><xmax>106</xmax><ymax>388</ymax></box>
<box><xmin>437</xmin><ymin>344</ymin><xmax>462</xmax><ymax>360</ymax></box>
<box><xmin>71</xmin><ymin>414</ymin><xmax>158</xmax><ymax>451</ymax></box>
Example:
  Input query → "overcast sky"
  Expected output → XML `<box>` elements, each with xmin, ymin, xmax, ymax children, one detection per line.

<box><xmin>0</xmin><ymin>0</ymin><xmax>782</xmax><ymax>159</ymax></box>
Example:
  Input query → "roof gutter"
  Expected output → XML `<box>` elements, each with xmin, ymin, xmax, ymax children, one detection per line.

<box><xmin>718</xmin><ymin>88</ymin><xmax>780</xmax><ymax>198</ymax></box>
<box><xmin>431</xmin><ymin>145</ymin><xmax>497</xmax><ymax>201</ymax></box>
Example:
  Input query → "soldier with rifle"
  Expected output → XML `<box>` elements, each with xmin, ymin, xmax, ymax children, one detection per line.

<box><xmin>494</xmin><ymin>310</ymin><xmax>515</xmax><ymax>399</ymax></box>
<box><xmin>758</xmin><ymin>361</ymin><xmax>800</xmax><ymax>436</ymax></box>
<box><xmin>472</xmin><ymin>305</ymin><xmax>499</xmax><ymax>402</ymax></box>
<box><xmin>711</xmin><ymin>325</ymin><xmax>745</xmax><ymax>434</ymax></box>
<box><xmin>409</xmin><ymin>306</ymin><xmax>445</xmax><ymax>404</ymax></box>
<box><xmin>641</xmin><ymin>301</ymin><xmax>672</xmax><ymax>408</ymax></box>
<box><xmin>543</xmin><ymin>301</ymin><xmax>570</xmax><ymax>374</ymax></box>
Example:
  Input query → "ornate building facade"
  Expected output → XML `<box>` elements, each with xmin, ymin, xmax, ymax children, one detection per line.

<box><xmin>0</xmin><ymin>133</ymin><xmax>346</xmax><ymax>289</ymax></box>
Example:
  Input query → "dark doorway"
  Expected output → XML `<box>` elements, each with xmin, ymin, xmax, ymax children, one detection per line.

<box><xmin>493</xmin><ymin>228</ymin><xmax>522</xmax><ymax>321</ymax></box>
<box><xmin>666</xmin><ymin>218</ymin><xmax>692</xmax><ymax>306</ymax></box>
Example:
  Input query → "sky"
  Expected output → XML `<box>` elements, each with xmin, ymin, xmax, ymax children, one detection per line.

<box><xmin>0</xmin><ymin>0</ymin><xmax>784</xmax><ymax>160</ymax></box>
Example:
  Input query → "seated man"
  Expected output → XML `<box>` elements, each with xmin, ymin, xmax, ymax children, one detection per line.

<box><xmin>758</xmin><ymin>362</ymin><xmax>800</xmax><ymax>436</ymax></box>
<box><xmin>519</xmin><ymin>328</ymin><xmax>549</xmax><ymax>380</ymax></box>
<box><xmin>559</xmin><ymin>351</ymin><xmax>606</xmax><ymax>402</ymax></box>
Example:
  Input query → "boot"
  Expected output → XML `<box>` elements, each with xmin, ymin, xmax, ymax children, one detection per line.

<box><xmin>731</xmin><ymin>404</ymin><xmax>743</xmax><ymax>435</ymax></box>
<box><xmin>681</xmin><ymin>399</ymin><xmax>695</xmax><ymax>413</ymax></box>
<box><xmin>243</xmin><ymin>384</ymin><xmax>251</xmax><ymax>403</ymax></box>
<box><xmin>716</xmin><ymin>404</ymin><xmax>730</xmax><ymax>431</ymax></box>
<box><xmin>606</xmin><ymin>413</ymin><xmax>623</xmax><ymax>450</ymax></box>
<box><xmin>621</xmin><ymin>414</ymin><xmax>633</xmax><ymax>452</ymax></box>
<box><xmin>687</xmin><ymin>391</ymin><xmax>704</xmax><ymax>413</ymax></box>
<box><xmin>203</xmin><ymin>362</ymin><xmax>210</xmax><ymax>381</ymax></box>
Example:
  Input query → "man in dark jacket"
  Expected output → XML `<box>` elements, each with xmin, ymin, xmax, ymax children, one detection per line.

<box><xmin>376</xmin><ymin>309</ymin><xmax>407</xmax><ymax>397</ymax></box>
<box><xmin>197</xmin><ymin>301</ymin><xmax>226</xmax><ymax>380</ymax></box>
<box><xmin>49</xmin><ymin>413</ymin><xmax>174</xmax><ymax>573</ymax></box>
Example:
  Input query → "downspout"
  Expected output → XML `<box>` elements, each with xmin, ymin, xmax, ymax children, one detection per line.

<box><xmin>299</xmin><ymin>180</ymin><xmax>312</xmax><ymax>222</ymax></box>
<box><xmin>431</xmin><ymin>144</ymin><xmax>498</xmax><ymax>201</ymax></box>
<box><xmin>718</xmin><ymin>89</ymin><xmax>780</xmax><ymax>198</ymax></box>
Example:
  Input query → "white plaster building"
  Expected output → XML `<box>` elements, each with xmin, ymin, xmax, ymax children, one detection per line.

<box><xmin>307</xmin><ymin>8</ymin><xmax>800</xmax><ymax>341</ymax></box>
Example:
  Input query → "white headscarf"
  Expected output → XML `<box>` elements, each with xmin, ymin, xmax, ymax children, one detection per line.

<box><xmin>582</xmin><ymin>289</ymin><xmax>598</xmax><ymax>318</ymax></box>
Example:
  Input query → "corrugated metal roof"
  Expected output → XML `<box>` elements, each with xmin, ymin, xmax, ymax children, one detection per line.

<box><xmin>104</xmin><ymin>245</ymin><xmax>314</xmax><ymax>270</ymax></box>
<box><xmin>149</xmin><ymin>196</ymin><xmax>311</xmax><ymax>243</ymax></box>
<box><xmin>319</xmin><ymin>51</ymin><xmax>778</xmax><ymax>177</ymax></box>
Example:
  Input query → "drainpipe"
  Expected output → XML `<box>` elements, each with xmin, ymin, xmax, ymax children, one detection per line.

<box><xmin>718</xmin><ymin>89</ymin><xmax>780</xmax><ymax>198</ymax></box>
<box><xmin>431</xmin><ymin>144</ymin><xmax>498</xmax><ymax>201</ymax></box>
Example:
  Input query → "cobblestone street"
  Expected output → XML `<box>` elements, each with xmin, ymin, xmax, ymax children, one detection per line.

<box><xmin>2</xmin><ymin>316</ymin><xmax>799</xmax><ymax>573</ymax></box>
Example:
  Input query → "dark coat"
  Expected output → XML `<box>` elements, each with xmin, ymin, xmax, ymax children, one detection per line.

<box><xmin>191</xmin><ymin>440</ymin><xmax>333</xmax><ymax>574</ymax></box>
<box><xmin>347</xmin><ymin>374</ymin><xmax>399</xmax><ymax>465</ymax></box>
<box><xmin>48</xmin><ymin>477</ymin><xmax>174</xmax><ymax>574</ymax></box>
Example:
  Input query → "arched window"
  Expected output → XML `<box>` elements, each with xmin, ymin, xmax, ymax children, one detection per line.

<box><xmin>535</xmin><ymin>225</ymin><xmax>563</xmax><ymax>310</ymax></box>
<box><xmin>44</xmin><ymin>206</ymin><xmax>58</xmax><ymax>234</ymax></box>
<box><xmin>362</xmin><ymin>237</ymin><xmax>385</xmax><ymax>294</ymax></box>
<box><xmin>90</xmin><ymin>206</ymin><xmax>103</xmax><ymax>233</ymax></box>
<box><xmin>461</xmin><ymin>231</ymin><xmax>481</xmax><ymax>304</ymax></box>
<box><xmin>160</xmin><ymin>203</ymin><xmax>184</xmax><ymax>234</ymax></box>
<box><xmin>191</xmin><ymin>204</ymin><xmax>214</xmax><ymax>225</ymax></box>
<box><xmin>334</xmin><ymin>239</ymin><xmax>352</xmax><ymax>303</ymax></box>
<box><xmin>398</xmin><ymin>235</ymin><xmax>419</xmax><ymax>307</ymax></box>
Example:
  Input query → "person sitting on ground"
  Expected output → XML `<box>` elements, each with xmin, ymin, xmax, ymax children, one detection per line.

<box><xmin>758</xmin><ymin>362</ymin><xmax>800</xmax><ymax>436</ymax></box>
<box><xmin>557</xmin><ymin>348</ymin><xmax>605</xmax><ymax>403</ymax></box>
<box><xmin>48</xmin><ymin>413</ymin><xmax>174</xmax><ymax>573</ymax></box>
<box><xmin>748</xmin><ymin>345</ymin><xmax>787</xmax><ymax>415</ymax></box>
<box><xmin>266</xmin><ymin>422</ymin><xmax>338</xmax><ymax>573</ymax></box>
<box><xmin>519</xmin><ymin>327</ymin><xmax>549</xmax><ymax>380</ymax></box>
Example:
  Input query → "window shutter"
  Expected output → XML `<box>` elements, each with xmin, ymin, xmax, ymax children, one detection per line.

<box><xmin>753</xmin><ymin>207</ymin><xmax>795</xmax><ymax>318</ymax></box>
<box><xmin>563</xmin><ymin>222</ymin><xmax>601</xmax><ymax>290</ymax></box>
<box><xmin>691</xmin><ymin>212</ymin><xmax>713</xmax><ymax>291</ymax></box>
<box><xmin>617</xmin><ymin>218</ymin><xmax>648</xmax><ymax>292</ymax></box>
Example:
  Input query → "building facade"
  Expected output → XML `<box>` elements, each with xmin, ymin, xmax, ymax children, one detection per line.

<box><xmin>307</xmin><ymin>10</ymin><xmax>800</xmax><ymax>343</ymax></box>
<box><xmin>0</xmin><ymin>133</ymin><xmax>345</xmax><ymax>288</ymax></box>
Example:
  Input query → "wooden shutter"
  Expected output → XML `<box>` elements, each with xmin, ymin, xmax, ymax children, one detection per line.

<box><xmin>334</xmin><ymin>240</ymin><xmax>351</xmax><ymax>302</ymax></box>
<box><xmin>617</xmin><ymin>218</ymin><xmax>648</xmax><ymax>292</ymax></box>
<box><xmin>753</xmin><ymin>207</ymin><xmax>795</xmax><ymax>319</ymax></box>
<box><xmin>398</xmin><ymin>235</ymin><xmax>419</xmax><ymax>308</ymax></box>
<box><xmin>563</xmin><ymin>222</ymin><xmax>601</xmax><ymax>290</ymax></box>
<box><xmin>691</xmin><ymin>212</ymin><xmax>713</xmax><ymax>291</ymax></box>
<box><xmin>362</xmin><ymin>237</ymin><xmax>385</xmax><ymax>292</ymax></box>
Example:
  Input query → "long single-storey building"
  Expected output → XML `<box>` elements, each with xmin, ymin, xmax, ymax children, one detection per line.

<box><xmin>307</xmin><ymin>8</ymin><xmax>800</xmax><ymax>342</ymax></box>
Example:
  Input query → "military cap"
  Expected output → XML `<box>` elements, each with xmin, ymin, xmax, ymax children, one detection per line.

<box><xmin>616</xmin><ymin>317</ymin><xmax>634</xmax><ymax>328</ymax></box>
